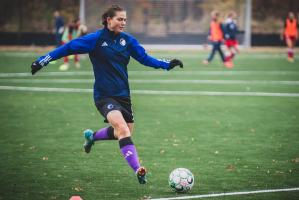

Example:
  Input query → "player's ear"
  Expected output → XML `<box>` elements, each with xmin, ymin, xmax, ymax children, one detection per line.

<box><xmin>107</xmin><ymin>17</ymin><xmax>112</xmax><ymax>24</ymax></box>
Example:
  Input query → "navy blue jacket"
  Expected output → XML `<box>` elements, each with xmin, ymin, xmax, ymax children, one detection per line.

<box><xmin>37</xmin><ymin>27</ymin><xmax>171</xmax><ymax>101</ymax></box>
<box><xmin>55</xmin><ymin>16</ymin><xmax>64</xmax><ymax>33</ymax></box>
<box><xmin>224</xmin><ymin>19</ymin><xmax>238</xmax><ymax>40</ymax></box>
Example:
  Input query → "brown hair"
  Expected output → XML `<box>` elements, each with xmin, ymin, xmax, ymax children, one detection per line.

<box><xmin>227</xmin><ymin>11</ymin><xmax>236</xmax><ymax>18</ymax></box>
<box><xmin>102</xmin><ymin>5</ymin><xmax>125</xmax><ymax>27</ymax></box>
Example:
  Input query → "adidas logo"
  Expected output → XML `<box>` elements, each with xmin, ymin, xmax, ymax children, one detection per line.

<box><xmin>101</xmin><ymin>42</ymin><xmax>108</xmax><ymax>46</ymax></box>
<box><xmin>124</xmin><ymin>150</ymin><xmax>133</xmax><ymax>158</ymax></box>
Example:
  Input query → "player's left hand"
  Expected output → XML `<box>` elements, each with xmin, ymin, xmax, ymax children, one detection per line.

<box><xmin>168</xmin><ymin>59</ymin><xmax>183</xmax><ymax>70</ymax></box>
<box><xmin>31</xmin><ymin>61</ymin><xmax>43</xmax><ymax>75</ymax></box>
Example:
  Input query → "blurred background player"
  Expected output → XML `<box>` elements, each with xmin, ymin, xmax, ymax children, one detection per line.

<box><xmin>224</xmin><ymin>11</ymin><xmax>239</xmax><ymax>67</ymax></box>
<box><xmin>78</xmin><ymin>24</ymin><xmax>88</xmax><ymax>37</ymax></box>
<box><xmin>203</xmin><ymin>11</ymin><xmax>232</xmax><ymax>68</ymax></box>
<box><xmin>30</xmin><ymin>4</ymin><xmax>183</xmax><ymax>184</ymax></box>
<box><xmin>281</xmin><ymin>12</ymin><xmax>298</xmax><ymax>62</ymax></box>
<box><xmin>59</xmin><ymin>19</ymin><xmax>81</xmax><ymax>70</ymax></box>
<box><xmin>53</xmin><ymin>11</ymin><xmax>64</xmax><ymax>47</ymax></box>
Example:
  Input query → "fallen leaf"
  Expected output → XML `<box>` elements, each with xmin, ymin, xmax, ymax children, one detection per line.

<box><xmin>42</xmin><ymin>156</ymin><xmax>48</xmax><ymax>161</ymax></box>
<box><xmin>226</xmin><ymin>164</ymin><xmax>235</xmax><ymax>171</ymax></box>
<box><xmin>29</xmin><ymin>146</ymin><xmax>36</xmax><ymax>150</ymax></box>
<box><xmin>74</xmin><ymin>186</ymin><xmax>83</xmax><ymax>192</ymax></box>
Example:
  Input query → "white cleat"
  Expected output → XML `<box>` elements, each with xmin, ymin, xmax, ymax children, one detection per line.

<box><xmin>59</xmin><ymin>63</ymin><xmax>69</xmax><ymax>71</ymax></box>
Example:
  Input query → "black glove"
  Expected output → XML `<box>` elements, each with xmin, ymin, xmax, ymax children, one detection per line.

<box><xmin>168</xmin><ymin>59</ymin><xmax>183</xmax><ymax>71</ymax></box>
<box><xmin>31</xmin><ymin>61</ymin><xmax>43</xmax><ymax>75</ymax></box>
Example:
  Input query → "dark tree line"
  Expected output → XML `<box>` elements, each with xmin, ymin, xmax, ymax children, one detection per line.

<box><xmin>253</xmin><ymin>0</ymin><xmax>299</xmax><ymax>20</ymax></box>
<box><xmin>0</xmin><ymin>0</ymin><xmax>298</xmax><ymax>33</ymax></box>
<box><xmin>0</xmin><ymin>0</ymin><xmax>79</xmax><ymax>32</ymax></box>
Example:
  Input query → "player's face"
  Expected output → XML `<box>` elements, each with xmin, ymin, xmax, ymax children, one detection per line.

<box><xmin>288</xmin><ymin>12</ymin><xmax>294</xmax><ymax>19</ymax></box>
<box><xmin>107</xmin><ymin>11</ymin><xmax>127</xmax><ymax>34</ymax></box>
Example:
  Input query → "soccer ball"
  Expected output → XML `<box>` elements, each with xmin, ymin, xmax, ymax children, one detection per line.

<box><xmin>169</xmin><ymin>168</ymin><xmax>194</xmax><ymax>193</ymax></box>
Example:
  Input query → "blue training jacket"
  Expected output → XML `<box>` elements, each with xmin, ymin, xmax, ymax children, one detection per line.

<box><xmin>224</xmin><ymin>19</ymin><xmax>238</xmax><ymax>40</ymax></box>
<box><xmin>37</xmin><ymin>27</ymin><xmax>171</xmax><ymax>101</ymax></box>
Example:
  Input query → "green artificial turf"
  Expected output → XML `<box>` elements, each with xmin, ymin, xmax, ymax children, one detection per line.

<box><xmin>0</xmin><ymin>50</ymin><xmax>298</xmax><ymax>200</ymax></box>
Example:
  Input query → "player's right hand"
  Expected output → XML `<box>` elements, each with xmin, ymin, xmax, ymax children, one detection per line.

<box><xmin>31</xmin><ymin>61</ymin><xmax>43</xmax><ymax>75</ymax></box>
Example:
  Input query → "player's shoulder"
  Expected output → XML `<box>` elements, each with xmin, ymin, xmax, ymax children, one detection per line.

<box><xmin>93</xmin><ymin>29</ymin><xmax>105</xmax><ymax>38</ymax></box>
<box><xmin>86</xmin><ymin>28</ymin><xmax>115</xmax><ymax>39</ymax></box>
<box><xmin>81</xmin><ymin>29</ymin><xmax>102</xmax><ymax>40</ymax></box>
<box><xmin>120</xmin><ymin>32</ymin><xmax>135</xmax><ymax>40</ymax></box>
<box><xmin>120</xmin><ymin>32</ymin><xmax>137</xmax><ymax>44</ymax></box>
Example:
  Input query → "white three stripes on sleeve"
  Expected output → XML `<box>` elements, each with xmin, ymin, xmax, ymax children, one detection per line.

<box><xmin>157</xmin><ymin>58</ymin><xmax>171</xmax><ymax>63</ymax></box>
<box><xmin>39</xmin><ymin>55</ymin><xmax>52</xmax><ymax>66</ymax></box>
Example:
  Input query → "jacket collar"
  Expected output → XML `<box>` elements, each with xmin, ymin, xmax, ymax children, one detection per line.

<box><xmin>103</xmin><ymin>27</ymin><xmax>119</xmax><ymax>39</ymax></box>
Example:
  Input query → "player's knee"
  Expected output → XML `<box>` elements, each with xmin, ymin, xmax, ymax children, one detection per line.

<box><xmin>127</xmin><ymin>123</ymin><xmax>134</xmax><ymax>135</ymax></box>
<box><xmin>114</xmin><ymin>122</ymin><xmax>130</xmax><ymax>136</ymax></box>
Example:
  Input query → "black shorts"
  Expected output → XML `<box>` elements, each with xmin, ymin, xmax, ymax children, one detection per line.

<box><xmin>95</xmin><ymin>97</ymin><xmax>134</xmax><ymax>123</ymax></box>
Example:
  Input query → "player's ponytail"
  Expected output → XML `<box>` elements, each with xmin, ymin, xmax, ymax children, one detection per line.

<box><xmin>102</xmin><ymin>5</ymin><xmax>125</xmax><ymax>27</ymax></box>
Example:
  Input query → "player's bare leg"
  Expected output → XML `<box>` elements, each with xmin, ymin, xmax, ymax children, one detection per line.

<box><xmin>107</xmin><ymin>110</ymin><xmax>147</xmax><ymax>184</ymax></box>
<box><xmin>286</xmin><ymin>38</ymin><xmax>294</xmax><ymax>62</ymax></box>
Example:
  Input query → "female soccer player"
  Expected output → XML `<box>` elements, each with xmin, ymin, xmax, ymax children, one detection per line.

<box><xmin>30</xmin><ymin>5</ymin><xmax>183</xmax><ymax>184</ymax></box>
<box><xmin>281</xmin><ymin>12</ymin><xmax>298</xmax><ymax>62</ymax></box>
<box><xmin>59</xmin><ymin>19</ymin><xmax>81</xmax><ymax>70</ymax></box>
<box><xmin>223</xmin><ymin>11</ymin><xmax>239</xmax><ymax>67</ymax></box>
<box><xmin>203</xmin><ymin>11</ymin><xmax>232</xmax><ymax>68</ymax></box>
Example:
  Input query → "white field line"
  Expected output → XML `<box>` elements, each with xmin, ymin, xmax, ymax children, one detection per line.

<box><xmin>0</xmin><ymin>72</ymin><xmax>91</xmax><ymax>77</ymax></box>
<box><xmin>1</xmin><ymin>79</ymin><xmax>299</xmax><ymax>85</ymax></box>
<box><xmin>0</xmin><ymin>86</ymin><xmax>92</xmax><ymax>93</ymax></box>
<box><xmin>1</xmin><ymin>71</ymin><xmax>299</xmax><ymax>78</ymax></box>
<box><xmin>1</xmin><ymin>86</ymin><xmax>299</xmax><ymax>97</ymax></box>
<box><xmin>150</xmin><ymin>187</ymin><xmax>299</xmax><ymax>200</ymax></box>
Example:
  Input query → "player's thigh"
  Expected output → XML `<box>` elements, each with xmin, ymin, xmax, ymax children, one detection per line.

<box><xmin>107</xmin><ymin>110</ymin><xmax>130</xmax><ymax>138</ymax></box>
<box><xmin>286</xmin><ymin>38</ymin><xmax>292</xmax><ymax>47</ymax></box>
<box><xmin>233</xmin><ymin>46</ymin><xmax>239</xmax><ymax>52</ymax></box>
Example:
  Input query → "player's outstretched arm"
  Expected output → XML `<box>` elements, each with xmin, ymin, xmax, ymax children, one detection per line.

<box><xmin>30</xmin><ymin>31</ymin><xmax>99</xmax><ymax>75</ymax></box>
<box><xmin>168</xmin><ymin>59</ymin><xmax>183</xmax><ymax>71</ymax></box>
